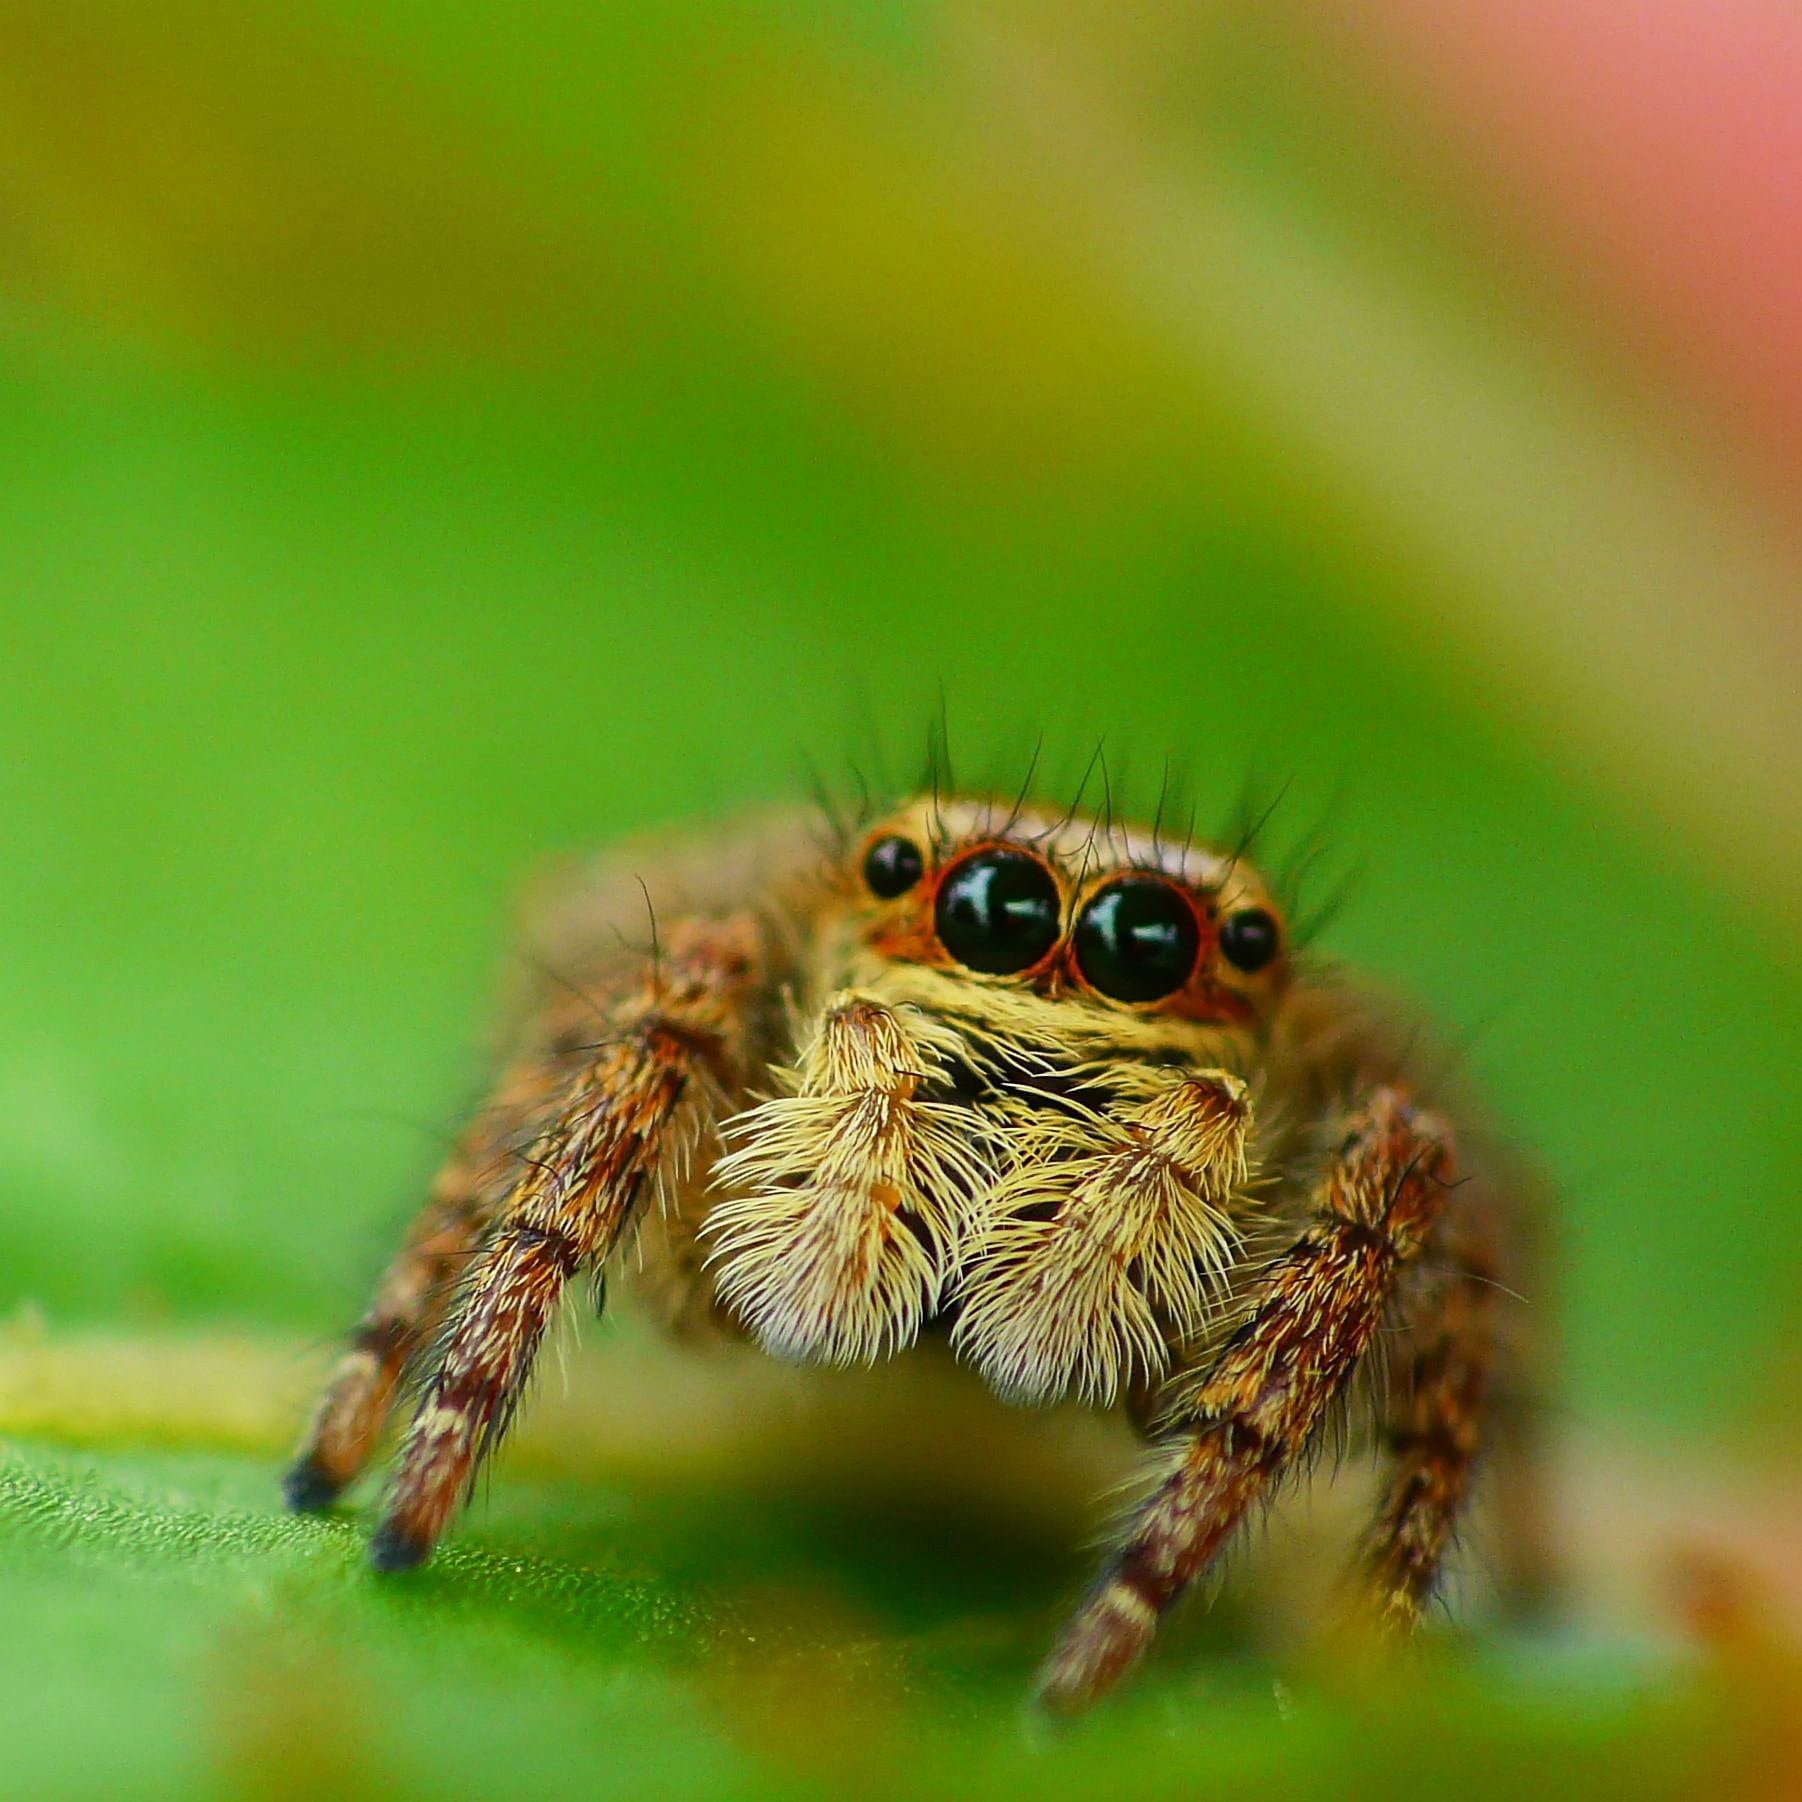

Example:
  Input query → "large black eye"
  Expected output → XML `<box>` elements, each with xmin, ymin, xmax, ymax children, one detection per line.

<box><xmin>1219</xmin><ymin>907</ymin><xmax>1281</xmax><ymax>973</ymax></box>
<box><xmin>1073</xmin><ymin>877</ymin><xmax>1201</xmax><ymax>1003</ymax></box>
<box><xmin>863</xmin><ymin>835</ymin><xmax>924</xmax><ymax>898</ymax></box>
<box><xmin>934</xmin><ymin>849</ymin><xmax>1061</xmax><ymax>974</ymax></box>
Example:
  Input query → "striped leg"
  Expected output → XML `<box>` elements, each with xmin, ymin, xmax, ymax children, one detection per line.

<box><xmin>283</xmin><ymin>1159</ymin><xmax>493</xmax><ymax>1513</ymax></box>
<box><xmin>282</xmin><ymin>1038</ymin><xmax>585</xmax><ymax>1513</ymax></box>
<box><xmin>366</xmin><ymin>915</ymin><xmax>765</xmax><ymax>1571</ymax></box>
<box><xmin>1363</xmin><ymin>1210</ymin><xmax>1498</xmax><ymax>1631</ymax></box>
<box><xmin>1035</xmin><ymin>1087</ymin><xmax>1455</xmax><ymax>1714</ymax></box>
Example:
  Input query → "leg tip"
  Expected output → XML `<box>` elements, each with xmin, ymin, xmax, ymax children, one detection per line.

<box><xmin>281</xmin><ymin>1455</ymin><xmax>345</xmax><ymax>1515</ymax></box>
<box><xmin>1032</xmin><ymin>1584</ymin><xmax>1158</xmax><ymax>1718</ymax></box>
<box><xmin>368</xmin><ymin>1519</ymin><xmax>433</xmax><ymax>1574</ymax></box>
<box><xmin>1029</xmin><ymin>1673</ymin><xmax>1090</xmax><ymax>1723</ymax></box>
<box><xmin>1031</xmin><ymin>1652</ymin><xmax>1116</xmax><ymax>1722</ymax></box>
<box><xmin>1030</xmin><ymin>1644</ymin><xmax>1111</xmax><ymax>1721</ymax></box>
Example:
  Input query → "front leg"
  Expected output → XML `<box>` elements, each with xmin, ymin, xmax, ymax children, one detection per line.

<box><xmin>283</xmin><ymin>1026</ymin><xmax>585</xmax><ymax>1512</ymax></box>
<box><xmin>369</xmin><ymin>915</ymin><xmax>764</xmax><ymax>1571</ymax></box>
<box><xmin>1036</xmin><ymin>1086</ymin><xmax>1454</xmax><ymax>1713</ymax></box>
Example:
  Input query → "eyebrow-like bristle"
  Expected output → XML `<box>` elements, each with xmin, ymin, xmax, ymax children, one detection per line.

<box><xmin>1220</xmin><ymin>775</ymin><xmax>1294</xmax><ymax>889</ymax></box>
<box><xmin>921</xmin><ymin>706</ymin><xmax>954</xmax><ymax>849</ymax></box>
<box><xmin>800</xmin><ymin>749</ymin><xmax>851</xmax><ymax>853</ymax></box>
<box><xmin>847</xmin><ymin>758</ymin><xmax>875</xmax><ymax>829</ymax></box>
<box><xmin>1039</xmin><ymin>737</ymin><xmax>1106</xmax><ymax>847</ymax></box>
<box><xmin>1150</xmin><ymin>753</ymin><xmax>1173</xmax><ymax>863</ymax></box>
<box><xmin>998</xmin><ymin>734</ymin><xmax>1046</xmax><ymax>840</ymax></box>
<box><xmin>1178</xmin><ymin>799</ymin><xmax>1201</xmax><ymax>881</ymax></box>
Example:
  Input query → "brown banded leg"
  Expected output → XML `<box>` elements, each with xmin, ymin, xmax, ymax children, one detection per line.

<box><xmin>283</xmin><ymin>1164</ymin><xmax>492</xmax><ymax>1513</ymax></box>
<box><xmin>1362</xmin><ymin>1210</ymin><xmax>1499</xmax><ymax>1632</ymax></box>
<box><xmin>1034</xmin><ymin>1086</ymin><xmax>1455</xmax><ymax>1714</ymax></box>
<box><xmin>282</xmin><ymin>1005</ymin><xmax>603</xmax><ymax>1512</ymax></box>
<box><xmin>369</xmin><ymin>916</ymin><xmax>764</xmax><ymax>1572</ymax></box>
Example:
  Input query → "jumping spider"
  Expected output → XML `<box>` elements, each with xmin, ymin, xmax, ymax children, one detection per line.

<box><xmin>285</xmin><ymin>788</ymin><xmax>1548</xmax><ymax>1711</ymax></box>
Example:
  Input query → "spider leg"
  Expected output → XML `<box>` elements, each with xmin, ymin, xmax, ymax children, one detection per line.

<box><xmin>365</xmin><ymin>914</ymin><xmax>766</xmax><ymax>1571</ymax></box>
<box><xmin>282</xmin><ymin>1033</ymin><xmax>591</xmax><ymax>1512</ymax></box>
<box><xmin>1035</xmin><ymin>1085</ymin><xmax>1454</xmax><ymax>1714</ymax></box>
<box><xmin>1379</xmin><ymin>1162</ymin><xmax>1557</xmax><ymax>1628</ymax></box>
<box><xmin>283</xmin><ymin>1141</ymin><xmax>498</xmax><ymax>1512</ymax></box>
<box><xmin>1362</xmin><ymin>1206</ymin><xmax>1498</xmax><ymax>1631</ymax></box>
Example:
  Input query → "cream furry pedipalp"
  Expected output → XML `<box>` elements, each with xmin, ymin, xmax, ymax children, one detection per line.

<box><xmin>704</xmin><ymin>994</ymin><xmax>995</xmax><ymax>1364</ymax></box>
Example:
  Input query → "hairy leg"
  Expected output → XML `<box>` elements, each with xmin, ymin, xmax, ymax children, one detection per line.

<box><xmin>366</xmin><ymin>915</ymin><xmax>766</xmax><ymax>1570</ymax></box>
<box><xmin>1362</xmin><ymin>1207</ymin><xmax>1497</xmax><ymax>1630</ymax></box>
<box><xmin>283</xmin><ymin>1145</ymin><xmax>497</xmax><ymax>1513</ymax></box>
<box><xmin>282</xmin><ymin>1039</ymin><xmax>585</xmax><ymax>1512</ymax></box>
<box><xmin>1035</xmin><ymin>1086</ymin><xmax>1454</xmax><ymax>1714</ymax></box>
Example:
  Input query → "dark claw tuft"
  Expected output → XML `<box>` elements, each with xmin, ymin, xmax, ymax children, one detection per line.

<box><xmin>367</xmin><ymin>1521</ymin><xmax>432</xmax><ymax>1573</ymax></box>
<box><xmin>281</xmin><ymin>1455</ymin><xmax>344</xmax><ymax>1514</ymax></box>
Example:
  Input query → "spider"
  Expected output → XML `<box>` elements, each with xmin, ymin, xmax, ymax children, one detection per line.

<box><xmin>283</xmin><ymin>784</ymin><xmax>1549</xmax><ymax>1712</ymax></box>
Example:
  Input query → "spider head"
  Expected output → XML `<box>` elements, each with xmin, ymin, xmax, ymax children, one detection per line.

<box><xmin>835</xmin><ymin>795</ymin><xmax>1289</xmax><ymax>1052</ymax></box>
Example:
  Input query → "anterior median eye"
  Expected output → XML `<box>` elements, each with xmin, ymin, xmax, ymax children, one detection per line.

<box><xmin>934</xmin><ymin>849</ymin><xmax>1061</xmax><ymax>974</ymax></box>
<box><xmin>1072</xmin><ymin>877</ymin><xmax>1201</xmax><ymax>1003</ymax></box>
<box><xmin>863</xmin><ymin>835</ymin><xmax>924</xmax><ymax>898</ymax></box>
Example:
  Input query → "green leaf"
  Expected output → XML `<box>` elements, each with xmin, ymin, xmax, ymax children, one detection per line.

<box><xmin>0</xmin><ymin>1328</ymin><xmax>1757</xmax><ymax>1798</ymax></box>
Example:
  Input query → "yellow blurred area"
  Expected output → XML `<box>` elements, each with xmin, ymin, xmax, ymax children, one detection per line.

<box><xmin>2</xmin><ymin>1</ymin><xmax>1794</xmax><ymax>910</ymax></box>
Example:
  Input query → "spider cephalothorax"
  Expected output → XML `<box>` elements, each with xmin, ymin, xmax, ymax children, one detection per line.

<box><xmin>283</xmin><ymin>788</ymin><xmax>1549</xmax><ymax>1712</ymax></box>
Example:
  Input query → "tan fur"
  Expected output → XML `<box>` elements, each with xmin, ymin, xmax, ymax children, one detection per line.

<box><xmin>706</xmin><ymin>996</ymin><xmax>995</xmax><ymax>1364</ymax></box>
<box><xmin>952</xmin><ymin>1070</ymin><xmax>1251</xmax><ymax>1405</ymax></box>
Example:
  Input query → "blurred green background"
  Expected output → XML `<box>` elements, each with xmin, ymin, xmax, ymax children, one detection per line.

<box><xmin>2</xmin><ymin>2</ymin><xmax>1798</xmax><ymax>1797</ymax></box>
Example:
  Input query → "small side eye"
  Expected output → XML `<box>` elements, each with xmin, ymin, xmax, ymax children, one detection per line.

<box><xmin>863</xmin><ymin>835</ymin><xmax>924</xmax><ymax>898</ymax></box>
<box><xmin>1219</xmin><ymin>907</ymin><xmax>1281</xmax><ymax>973</ymax></box>
<box><xmin>1073</xmin><ymin>877</ymin><xmax>1201</xmax><ymax>1003</ymax></box>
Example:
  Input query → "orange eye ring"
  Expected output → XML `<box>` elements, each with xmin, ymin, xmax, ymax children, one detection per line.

<box><xmin>1071</xmin><ymin>876</ymin><xmax>1204</xmax><ymax>1003</ymax></box>
<box><xmin>932</xmin><ymin>846</ymin><xmax>1062</xmax><ymax>975</ymax></box>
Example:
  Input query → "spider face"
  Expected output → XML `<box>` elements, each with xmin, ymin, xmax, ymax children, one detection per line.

<box><xmin>848</xmin><ymin>797</ymin><xmax>1289</xmax><ymax>1031</ymax></box>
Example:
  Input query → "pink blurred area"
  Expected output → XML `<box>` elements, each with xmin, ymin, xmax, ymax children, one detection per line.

<box><xmin>1351</xmin><ymin>0</ymin><xmax>1802</xmax><ymax>500</ymax></box>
